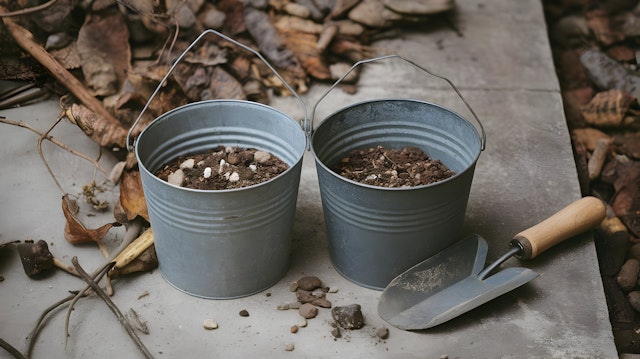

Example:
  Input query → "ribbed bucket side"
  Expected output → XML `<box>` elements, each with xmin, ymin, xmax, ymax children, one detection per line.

<box><xmin>136</xmin><ymin>100</ymin><xmax>306</xmax><ymax>299</ymax></box>
<box><xmin>311</xmin><ymin>99</ymin><xmax>482</xmax><ymax>290</ymax></box>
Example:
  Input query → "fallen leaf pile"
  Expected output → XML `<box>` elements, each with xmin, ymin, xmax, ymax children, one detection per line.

<box><xmin>1</xmin><ymin>0</ymin><xmax>454</xmax><ymax>150</ymax></box>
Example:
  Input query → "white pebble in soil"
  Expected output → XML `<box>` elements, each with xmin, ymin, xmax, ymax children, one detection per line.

<box><xmin>253</xmin><ymin>150</ymin><xmax>271</xmax><ymax>163</ymax></box>
<box><xmin>179</xmin><ymin>158</ymin><xmax>195</xmax><ymax>169</ymax></box>
<box><xmin>167</xmin><ymin>168</ymin><xmax>185</xmax><ymax>186</ymax></box>
<box><xmin>249</xmin><ymin>164</ymin><xmax>257</xmax><ymax>172</ymax></box>
<box><xmin>228</xmin><ymin>171</ymin><xmax>240</xmax><ymax>182</ymax></box>
<box><xmin>203</xmin><ymin>167</ymin><xmax>212</xmax><ymax>179</ymax></box>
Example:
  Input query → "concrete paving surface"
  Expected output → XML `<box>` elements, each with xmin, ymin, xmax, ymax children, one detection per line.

<box><xmin>0</xmin><ymin>0</ymin><xmax>619</xmax><ymax>358</ymax></box>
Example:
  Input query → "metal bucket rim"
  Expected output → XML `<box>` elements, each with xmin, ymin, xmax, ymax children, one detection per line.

<box><xmin>310</xmin><ymin>98</ymin><xmax>482</xmax><ymax>191</ymax></box>
<box><xmin>135</xmin><ymin>99</ymin><xmax>306</xmax><ymax>193</ymax></box>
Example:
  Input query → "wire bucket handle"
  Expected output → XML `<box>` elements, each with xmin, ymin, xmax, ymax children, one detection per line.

<box><xmin>127</xmin><ymin>29</ymin><xmax>309</xmax><ymax>152</ymax></box>
<box><xmin>311</xmin><ymin>55</ymin><xmax>486</xmax><ymax>151</ymax></box>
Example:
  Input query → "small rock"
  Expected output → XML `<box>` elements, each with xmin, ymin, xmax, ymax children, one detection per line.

<box><xmin>288</xmin><ymin>302</ymin><xmax>302</xmax><ymax>309</ymax></box>
<box><xmin>331</xmin><ymin>327</ymin><xmax>341</xmax><ymax>338</ymax></box>
<box><xmin>253</xmin><ymin>150</ymin><xmax>271</xmax><ymax>163</ymax></box>
<box><xmin>179</xmin><ymin>158</ymin><xmax>195</xmax><ymax>169</ymax></box>
<box><xmin>203</xmin><ymin>167</ymin><xmax>212</xmax><ymax>179</ymax></box>
<box><xmin>297</xmin><ymin>276</ymin><xmax>323</xmax><ymax>291</ymax></box>
<box><xmin>376</xmin><ymin>326</ymin><xmax>389</xmax><ymax>339</ymax></box>
<box><xmin>312</xmin><ymin>298</ymin><xmax>332</xmax><ymax>308</ymax></box>
<box><xmin>203</xmin><ymin>319</ymin><xmax>218</xmax><ymax>330</ymax></box>
<box><xmin>277</xmin><ymin>304</ymin><xmax>290</xmax><ymax>311</ymax></box>
<box><xmin>296</xmin><ymin>289</ymin><xmax>320</xmax><ymax>304</ymax></box>
<box><xmin>289</xmin><ymin>282</ymin><xmax>299</xmax><ymax>292</ymax></box>
<box><xmin>331</xmin><ymin>304</ymin><xmax>365</xmax><ymax>329</ymax></box>
<box><xmin>298</xmin><ymin>319</ymin><xmax>308</xmax><ymax>327</ymax></box>
<box><xmin>284</xmin><ymin>343</ymin><xmax>295</xmax><ymax>351</ymax></box>
<box><xmin>299</xmin><ymin>303</ymin><xmax>318</xmax><ymax>319</ymax></box>
<box><xmin>290</xmin><ymin>325</ymin><xmax>299</xmax><ymax>333</ymax></box>
<box><xmin>228</xmin><ymin>172</ymin><xmax>240</xmax><ymax>182</ymax></box>
<box><xmin>167</xmin><ymin>169</ymin><xmax>185</xmax><ymax>186</ymax></box>
<box><xmin>239</xmin><ymin>309</ymin><xmax>250</xmax><ymax>317</ymax></box>
<box><xmin>328</xmin><ymin>287</ymin><xmax>339</xmax><ymax>293</ymax></box>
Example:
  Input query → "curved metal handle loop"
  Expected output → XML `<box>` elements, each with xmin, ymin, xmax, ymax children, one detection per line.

<box><xmin>127</xmin><ymin>29</ymin><xmax>309</xmax><ymax>152</ymax></box>
<box><xmin>311</xmin><ymin>55</ymin><xmax>486</xmax><ymax>151</ymax></box>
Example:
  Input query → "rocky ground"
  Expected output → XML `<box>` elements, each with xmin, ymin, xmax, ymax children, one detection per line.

<box><xmin>542</xmin><ymin>0</ymin><xmax>640</xmax><ymax>353</ymax></box>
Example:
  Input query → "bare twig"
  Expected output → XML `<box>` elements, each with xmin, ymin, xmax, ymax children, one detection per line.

<box><xmin>71</xmin><ymin>257</ymin><xmax>154</xmax><ymax>359</ymax></box>
<box><xmin>0</xmin><ymin>0</ymin><xmax>58</xmax><ymax>17</ymax></box>
<box><xmin>0</xmin><ymin>337</ymin><xmax>25</xmax><ymax>359</ymax></box>
<box><xmin>0</xmin><ymin>7</ymin><xmax>122</xmax><ymax>129</ymax></box>
<box><xmin>38</xmin><ymin>115</ymin><xmax>65</xmax><ymax>193</ymax></box>
<box><xmin>27</xmin><ymin>221</ymin><xmax>143</xmax><ymax>357</ymax></box>
<box><xmin>0</xmin><ymin>117</ymin><xmax>108</xmax><ymax>174</ymax></box>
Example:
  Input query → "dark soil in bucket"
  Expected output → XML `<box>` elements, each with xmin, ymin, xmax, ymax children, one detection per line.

<box><xmin>333</xmin><ymin>146</ymin><xmax>455</xmax><ymax>187</ymax></box>
<box><xmin>155</xmin><ymin>145</ymin><xmax>289</xmax><ymax>190</ymax></box>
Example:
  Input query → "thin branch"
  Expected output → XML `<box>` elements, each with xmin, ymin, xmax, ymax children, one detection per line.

<box><xmin>0</xmin><ymin>337</ymin><xmax>25</xmax><ymax>359</ymax></box>
<box><xmin>27</xmin><ymin>221</ymin><xmax>143</xmax><ymax>357</ymax></box>
<box><xmin>71</xmin><ymin>257</ymin><xmax>153</xmax><ymax>359</ymax></box>
<box><xmin>0</xmin><ymin>0</ymin><xmax>58</xmax><ymax>17</ymax></box>
<box><xmin>0</xmin><ymin>117</ymin><xmax>107</xmax><ymax>173</ymax></box>
<box><xmin>38</xmin><ymin>116</ymin><xmax>65</xmax><ymax>193</ymax></box>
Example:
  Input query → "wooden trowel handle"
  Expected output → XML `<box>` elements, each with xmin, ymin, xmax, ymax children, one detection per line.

<box><xmin>512</xmin><ymin>196</ymin><xmax>606</xmax><ymax>260</ymax></box>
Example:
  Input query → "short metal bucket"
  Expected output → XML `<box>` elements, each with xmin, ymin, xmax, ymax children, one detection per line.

<box><xmin>130</xmin><ymin>30</ymin><xmax>308</xmax><ymax>299</ymax></box>
<box><xmin>311</xmin><ymin>56</ymin><xmax>485</xmax><ymax>290</ymax></box>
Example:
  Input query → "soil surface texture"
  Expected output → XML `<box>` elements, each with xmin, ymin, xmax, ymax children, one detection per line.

<box><xmin>155</xmin><ymin>146</ymin><xmax>288</xmax><ymax>190</ymax></box>
<box><xmin>333</xmin><ymin>146</ymin><xmax>455</xmax><ymax>187</ymax></box>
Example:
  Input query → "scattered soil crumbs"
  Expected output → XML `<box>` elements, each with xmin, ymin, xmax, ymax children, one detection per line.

<box><xmin>155</xmin><ymin>146</ymin><xmax>288</xmax><ymax>190</ymax></box>
<box><xmin>333</xmin><ymin>146</ymin><xmax>455</xmax><ymax>187</ymax></box>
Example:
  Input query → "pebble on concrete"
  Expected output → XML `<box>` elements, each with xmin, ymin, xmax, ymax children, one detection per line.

<box><xmin>376</xmin><ymin>326</ymin><xmax>389</xmax><ymax>339</ymax></box>
<box><xmin>297</xmin><ymin>276</ymin><xmax>323</xmax><ymax>291</ymax></box>
<box><xmin>239</xmin><ymin>309</ymin><xmax>250</xmax><ymax>317</ymax></box>
<box><xmin>284</xmin><ymin>343</ymin><xmax>295</xmax><ymax>351</ymax></box>
<box><xmin>203</xmin><ymin>319</ymin><xmax>218</xmax><ymax>330</ymax></box>
<box><xmin>298</xmin><ymin>303</ymin><xmax>318</xmax><ymax>319</ymax></box>
<box><xmin>331</xmin><ymin>304</ymin><xmax>365</xmax><ymax>329</ymax></box>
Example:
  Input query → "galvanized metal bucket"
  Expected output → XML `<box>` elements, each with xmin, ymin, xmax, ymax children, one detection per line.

<box><xmin>311</xmin><ymin>56</ymin><xmax>486</xmax><ymax>290</ymax></box>
<box><xmin>128</xmin><ymin>30</ymin><xmax>308</xmax><ymax>299</ymax></box>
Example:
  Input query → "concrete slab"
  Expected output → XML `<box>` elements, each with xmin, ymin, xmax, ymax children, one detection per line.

<box><xmin>0</xmin><ymin>0</ymin><xmax>618</xmax><ymax>358</ymax></box>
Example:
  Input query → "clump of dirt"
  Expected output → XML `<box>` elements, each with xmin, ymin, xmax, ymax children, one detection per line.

<box><xmin>333</xmin><ymin>146</ymin><xmax>455</xmax><ymax>187</ymax></box>
<box><xmin>155</xmin><ymin>146</ymin><xmax>288</xmax><ymax>190</ymax></box>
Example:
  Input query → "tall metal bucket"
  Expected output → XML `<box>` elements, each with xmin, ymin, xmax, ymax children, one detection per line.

<box><xmin>311</xmin><ymin>56</ymin><xmax>486</xmax><ymax>290</ymax></box>
<box><xmin>129</xmin><ymin>30</ymin><xmax>308</xmax><ymax>299</ymax></box>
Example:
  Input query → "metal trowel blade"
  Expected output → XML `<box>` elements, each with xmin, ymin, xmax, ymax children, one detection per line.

<box><xmin>377</xmin><ymin>234</ymin><xmax>539</xmax><ymax>330</ymax></box>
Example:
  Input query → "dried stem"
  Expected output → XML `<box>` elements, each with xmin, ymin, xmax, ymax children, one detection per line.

<box><xmin>0</xmin><ymin>7</ymin><xmax>122</xmax><ymax>127</ymax></box>
<box><xmin>0</xmin><ymin>337</ymin><xmax>25</xmax><ymax>359</ymax></box>
<box><xmin>71</xmin><ymin>257</ymin><xmax>153</xmax><ymax>359</ymax></box>
<box><xmin>0</xmin><ymin>0</ymin><xmax>58</xmax><ymax>17</ymax></box>
<box><xmin>38</xmin><ymin>116</ymin><xmax>65</xmax><ymax>193</ymax></box>
<box><xmin>0</xmin><ymin>117</ymin><xmax>107</xmax><ymax>174</ymax></box>
<box><xmin>28</xmin><ymin>221</ymin><xmax>142</xmax><ymax>357</ymax></box>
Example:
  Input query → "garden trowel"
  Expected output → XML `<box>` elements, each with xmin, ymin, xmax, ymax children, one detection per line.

<box><xmin>378</xmin><ymin>196</ymin><xmax>606</xmax><ymax>330</ymax></box>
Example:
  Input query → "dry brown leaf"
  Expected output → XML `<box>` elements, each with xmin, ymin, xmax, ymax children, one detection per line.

<box><xmin>62</xmin><ymin>194</ymin><xmax>119</xmax><ymax>245</ymax></box>
<box><xmin>76</xmin><ymin>8</ymin><xmax>131</xmax><ymax>96</ymax></box>
<box><xmin>581</xmin><ymin>89</ymin><xmax>636</xmax><ymax>127</ymax></box>
<box><xmin>572</xmin><ymin>127</ymin><xmax>611</xmax><ymax>151</ymax></box>
<box><xmin>67</xmin><ymin>103</ymin><xmax>129</xmax><ymax>149</ymax></box>
<box><xmin>612</xmin><ymin>161</ymin><xmax>640</xmax><ymax>216</ymax></box>
<box><xmin>119</xmin><ymin>170</ymin><xmax>150</xmax><ymax>222</ymax></box>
